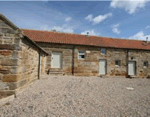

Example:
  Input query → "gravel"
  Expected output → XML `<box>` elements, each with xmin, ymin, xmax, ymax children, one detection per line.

<box><xmin>0</xmin><ymin>76</ymin><xmax>150</xmax><ymax>117</ymax></box>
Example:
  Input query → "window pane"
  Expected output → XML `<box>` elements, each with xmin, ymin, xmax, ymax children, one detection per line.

<box><xmin>115</xmin><ymin>61</ymin><xmax>118</xmax><ymax>65</ymax></box>
<box><xmin>101</xmin><ymin>48</ymin><xmax>105</xmax><ymax>54</ymax></box>
<box><xmin>81</xmin><ymin>55</ymin><xmax>85</xmax><ymax>58</ymax></box>
<box><xmin>115</xmin><ymin>60</ymin><xmax>120</xmax><ymax>66</ymax></box>
<box><xmin>144</xmin><ymin>61</ymin><xmax>148</xmax><ymax>67</ymax></box>
<box><xmin>78</xmin><ymin>51</ymin><xmax>85</xmax><ymax>59</ymax></box>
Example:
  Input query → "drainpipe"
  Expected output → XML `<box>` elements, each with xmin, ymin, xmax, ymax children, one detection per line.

<box><xmin>38</xmin><ymin>51</ymin><xmax>41</xmax><ymax>79</ymax></box>
<box><xmin>72</xmin><ymin>46</ymin><xmax>75</xmax><ymax>75</ymax></box>
<box><xmin>126</xmin><ymin>49</ymin><xmax>129</xmax><ymax>78</ymax></box>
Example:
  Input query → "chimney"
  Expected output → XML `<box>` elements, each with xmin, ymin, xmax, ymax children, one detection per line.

<box><xmin>146</xmin><ymin>37</ymin><xmax>148</xmax><ymax>43</ymax></box>
<box><xmin>86</xmin><ymin>32</ymin><xmax>89</xmax><ymax>36</ymax></box>
<box><xmin>52</xmin><ymin>29</ymin><xmax>56</xmax><ymax>32</ymax></box>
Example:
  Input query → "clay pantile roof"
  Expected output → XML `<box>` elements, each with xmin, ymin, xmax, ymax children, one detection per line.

<box><xmin>22</xmin><ymin>29</ymin><xmax>150</xmax><ymax>50</ymax></box>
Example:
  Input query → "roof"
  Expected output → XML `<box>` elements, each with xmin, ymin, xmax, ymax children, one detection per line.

<box><xmin>0</xmin><ymin>13</ymin><xmax>48</xmax><ymax>55</ymax></box>
<box><xmin>22</xmin><ymin>29</ymin><xmax>150</xmax><ymax>50</ymax></box>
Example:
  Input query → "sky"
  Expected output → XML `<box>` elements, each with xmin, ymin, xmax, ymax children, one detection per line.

<box><xmin>0</xmin><ymin>0</ymin><xmax>150</xmax><ymax>40</ymax></box>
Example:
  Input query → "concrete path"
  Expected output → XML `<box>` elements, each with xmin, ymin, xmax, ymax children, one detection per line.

<box><xmin>0</xmin><ymin>76</ymin><xmax>150</xmax><ymax>117</ymax></box>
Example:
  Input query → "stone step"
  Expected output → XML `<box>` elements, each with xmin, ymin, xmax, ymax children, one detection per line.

<box><xmin>49</xmin><ymin>71</ymin><xmax>64</xmax><ymax>75</ymax></box>
<box><xmin>128</xmin><ymin>75</ymin><xmax>138</xmax><ymax>78</ymax></box>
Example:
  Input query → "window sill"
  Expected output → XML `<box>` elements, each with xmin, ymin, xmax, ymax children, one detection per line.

<box><xmin>78</xmin><ymin>58</ymin><xmax>85</xmax><ymax>60</ymax></box>
<box><xmin>143</xmin><ymin>66</ymin><xmax>147</xmax><ymax>69</ymax></box>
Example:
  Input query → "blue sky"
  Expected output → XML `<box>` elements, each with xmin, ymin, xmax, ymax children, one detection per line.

<box><xmin>0</xmin><ymin>1</ymin><xmax>150</xmax><ymax>40</ymax></box>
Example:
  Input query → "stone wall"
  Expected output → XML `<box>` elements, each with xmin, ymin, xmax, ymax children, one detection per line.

<box><xmin>41</xmin><ymin>55</ymin><xmax>47</xmax><ymax>75</ymax></box>
<box><xmin>128</xmin><ymin>50</ymin><xmax>150</xmax><ymax>78</ymax></box>
<box><xmin>74</xmin><ymin>47</ymin><xmax>127</xmax><ymax>76</ymax></box>
<box><xmin>37</xmin><ymin>42</ymin><xmax>150</xmax><ymax>78</ymax></box>
<box><xmin>37</xmin><ymin>43</ymin><xmax>73</xmax><ymax>75</ymax></box>
<box><xmin>16</xmin><ymin>39</ymin><xmax>39</xmax><ymax>90</ymax></box>
<box><xmin>0</xmin><ymin>18</ymin><xmax>22</xmax><ymax>96</ymax></box>
<box><xmin>0</xmin><ymin>18</ymin><xmax>47</xmax><ymax>97</ymax></box>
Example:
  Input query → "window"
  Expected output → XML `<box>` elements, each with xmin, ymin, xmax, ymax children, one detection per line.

<box><xmin>144</xmin><ymin>61</ymin><xmax>148</xmax><ymax>67</ymax></box>
<box><xmin>101</xmin><ymin>48</ymin><xmax>106</xmax><ymax>54</ymax></box>
<box><xmin>78</xmin><ymin>51</ymin><xmax>85</xmax><ymax>59</ymax></box>
<box><xmin>115</xmin><ymin>60</ymin><xmax>121</xmax><ymax>66</ymax></box>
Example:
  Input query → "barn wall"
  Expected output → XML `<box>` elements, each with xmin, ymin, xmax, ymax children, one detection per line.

<box><xmin>0</xmin><ymin>18</ymin><xmax>47</xmax><ymax>97</ymax></box>
<box><xmin>38</xmin><ymin>42</ymin><xmax>150</xmax><ymax>78</ymax></box>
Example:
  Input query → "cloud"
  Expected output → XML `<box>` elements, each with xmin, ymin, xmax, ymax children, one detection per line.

<box><xmin>81</xmin><ymin>30</ymin><xmax>100</xmax><ymax>36</ymax></box>
<box><xmin>40</xmin><ymin>24</ymin><xmax>74</xmax><ymax>33</ymax></box>
<box><xmin>129</xmin><ymin>31</ymin><xmax>150</xmax><ymax>40</ymax></box>
<box><xmin>145</xmin><ymin>26</ymin><xmax>150</xmax><ymax>29</ymax></box>
<box><xmin>85</xmin><ymin>13</ymin><xmax>112</xmax><ymax>25</ymax></box>
<box><xmin>52</xmin><ymin>24</ymin><xmax>74</xmax><ymax>33</ymax></box>
<box><xmin>110</xmin><ymin>0</ymin><xmax>149</xmax><ymax>14</ymax></box>
<box><xmin>85</xmin><ymin>14</ymin><xmax>93</xmax><ymax>21</ymax></box>
<box><xmin>112</xmin><ymin>23</ymin><xmax>121</xmax><ymax>34</ymax></box>
<box><xmin>65</xmin><ymin>17</ymin><xmax>72</xmax><ymax>22</ymax></box>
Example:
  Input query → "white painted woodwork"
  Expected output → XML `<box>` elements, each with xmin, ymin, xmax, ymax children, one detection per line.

<box><xmin>128</xmin><ymin>61</ymin><xmax>135</xmax><ymax>75</ymax></box>
<box><xmin>99</xmin><ymin>60</ymin><xmax>106</xmax><ymax>75</ymax></box>
<box><xmin>51</xmin><ymin>52</ymin><xmax>62</xmax><ymax>68</ymax></box>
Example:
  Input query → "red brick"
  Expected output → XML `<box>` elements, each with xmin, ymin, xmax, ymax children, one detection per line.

<box><xmin>0</xmin><ymin>50</ymin><xmax>12</xmax><ymax>56</ymax></box>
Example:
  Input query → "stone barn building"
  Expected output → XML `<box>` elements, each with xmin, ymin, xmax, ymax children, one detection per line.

<box><xmin>0</xmin><ymin>14</ymin><xmax>48</xmax><ymax>97</ymax></box>
<box><xmin>0</xmin><ymin>14</ymin><xmax>150</xmax><ymax>96</ymax></box>
<box><xmin>22</xmin><ymin>29</ymin><xmax>150</xmax><ymax>78</ymax></box>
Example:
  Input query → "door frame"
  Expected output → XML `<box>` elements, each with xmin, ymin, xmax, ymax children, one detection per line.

<box><xmin>51</xmin><ymin>51</ymin><xmax>62</xmax><ymax>69</ymax></box>
<box><xmin>99</xmin><ymin>59</ymin><xmax>107</xmax><ymax>75</ymax></box>
<box><xmin>128</xmin><ymin>61</ymin><xmax>136</xmax><ymax>76</ymax></box>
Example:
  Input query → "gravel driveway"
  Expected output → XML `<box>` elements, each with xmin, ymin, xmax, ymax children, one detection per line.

<box><xmin>0</xmin><ymin>76</ymin><xmax>150</xmax><ymax>117</ymax></box>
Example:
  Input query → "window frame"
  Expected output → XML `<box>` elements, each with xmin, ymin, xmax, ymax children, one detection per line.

<box><xmin>115</xmin><ymin>60</ymin><xmax>121</xmax><ymax>67</ymax></box>
<box><xmin>78</xmin><ymin>50</ymin><xmax>86</xmax><ymax>59</ymax></box>
<box><xmin>143</xmin><ymin>61</ymin><xmax>148</xmax><ymax>68</ymax></box>
<box><xmin>101</xmin><ymin>48</ymin><xmax>106</xmax><ymax>55</ymax></box>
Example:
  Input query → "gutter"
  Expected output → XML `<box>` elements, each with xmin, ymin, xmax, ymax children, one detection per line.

<box><xmin>126</xmin><ymin>49</ymin><xmax>129</xmax><ymax>78</ymax></box>
<box><xmin>38</xmin><ymin>51</ymin><xmax>41</xmax><ymax>79</ymax></box>
<box><xmin>72</xmin><ymin>45</ymin><xmax>75</xmax><ymax>75</ymax></box>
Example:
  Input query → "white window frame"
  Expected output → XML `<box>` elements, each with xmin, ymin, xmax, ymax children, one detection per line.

<box><xmin>78</xmin><ymin>51</ymin><xmax>85</xmax><ymax>59</ymax></box>
<box><xmin>101</xmin><ymin>48</ymin><xmax>106</xmax><ymax>55</ymax></box>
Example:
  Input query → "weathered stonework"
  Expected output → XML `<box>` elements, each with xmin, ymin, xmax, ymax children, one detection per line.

<box><xmin>37</xmin><ymin>43</ymin><xmax>73</xmax><ymax>75</ymax></box>
<box><xmin>0</xmin><ymin>17</ymin><xmax>47</xmax><ymax>97</ymax></box>
<box><xmin>37</xmin><ymin>42</ymin><xmax>150</xmax><ymax>78</ymax></box>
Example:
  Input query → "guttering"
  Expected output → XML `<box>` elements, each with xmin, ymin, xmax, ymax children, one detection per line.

<box><xmin>72</xmin><ymin>45</ymin><xmax>75</xmax><ymax>75</ymax></box>
<box><xmin>126</xmin><ymin>49</ymin><xmax>129</xmax><ymax>78</ymax></box>
<box><xmin>38</xmin><ymin>51</ymin><xmax>41</xmax><ymax>79</ymax></box>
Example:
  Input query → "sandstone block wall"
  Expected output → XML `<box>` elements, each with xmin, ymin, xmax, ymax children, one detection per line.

<box><xmin>38</xmin><ymin>42</ymin><xmax>150</xmax><ymax>78</ymax></box>
<box><xmin>37</xmin><ymin>43</ymin><xmax>73</xmax><ymax>75</ymax></box>
<box><xmin>128</xmin><ymin>50</ymin><xmax>150</xmax><ymax>78</ymax></box>
<box><xmin>41</xmin><ymin>55</ymin><xmax>47</xmax><ymax>75</ymax></box>
<box><xmin>0</xmin><ymin>18</ymin><xmax>47</xmax><ymax>97</ymax></box>
<box><xmin>0</xmin><ymin>19</ymin><xmax>22</xmax><ymax>96</ymax></box>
